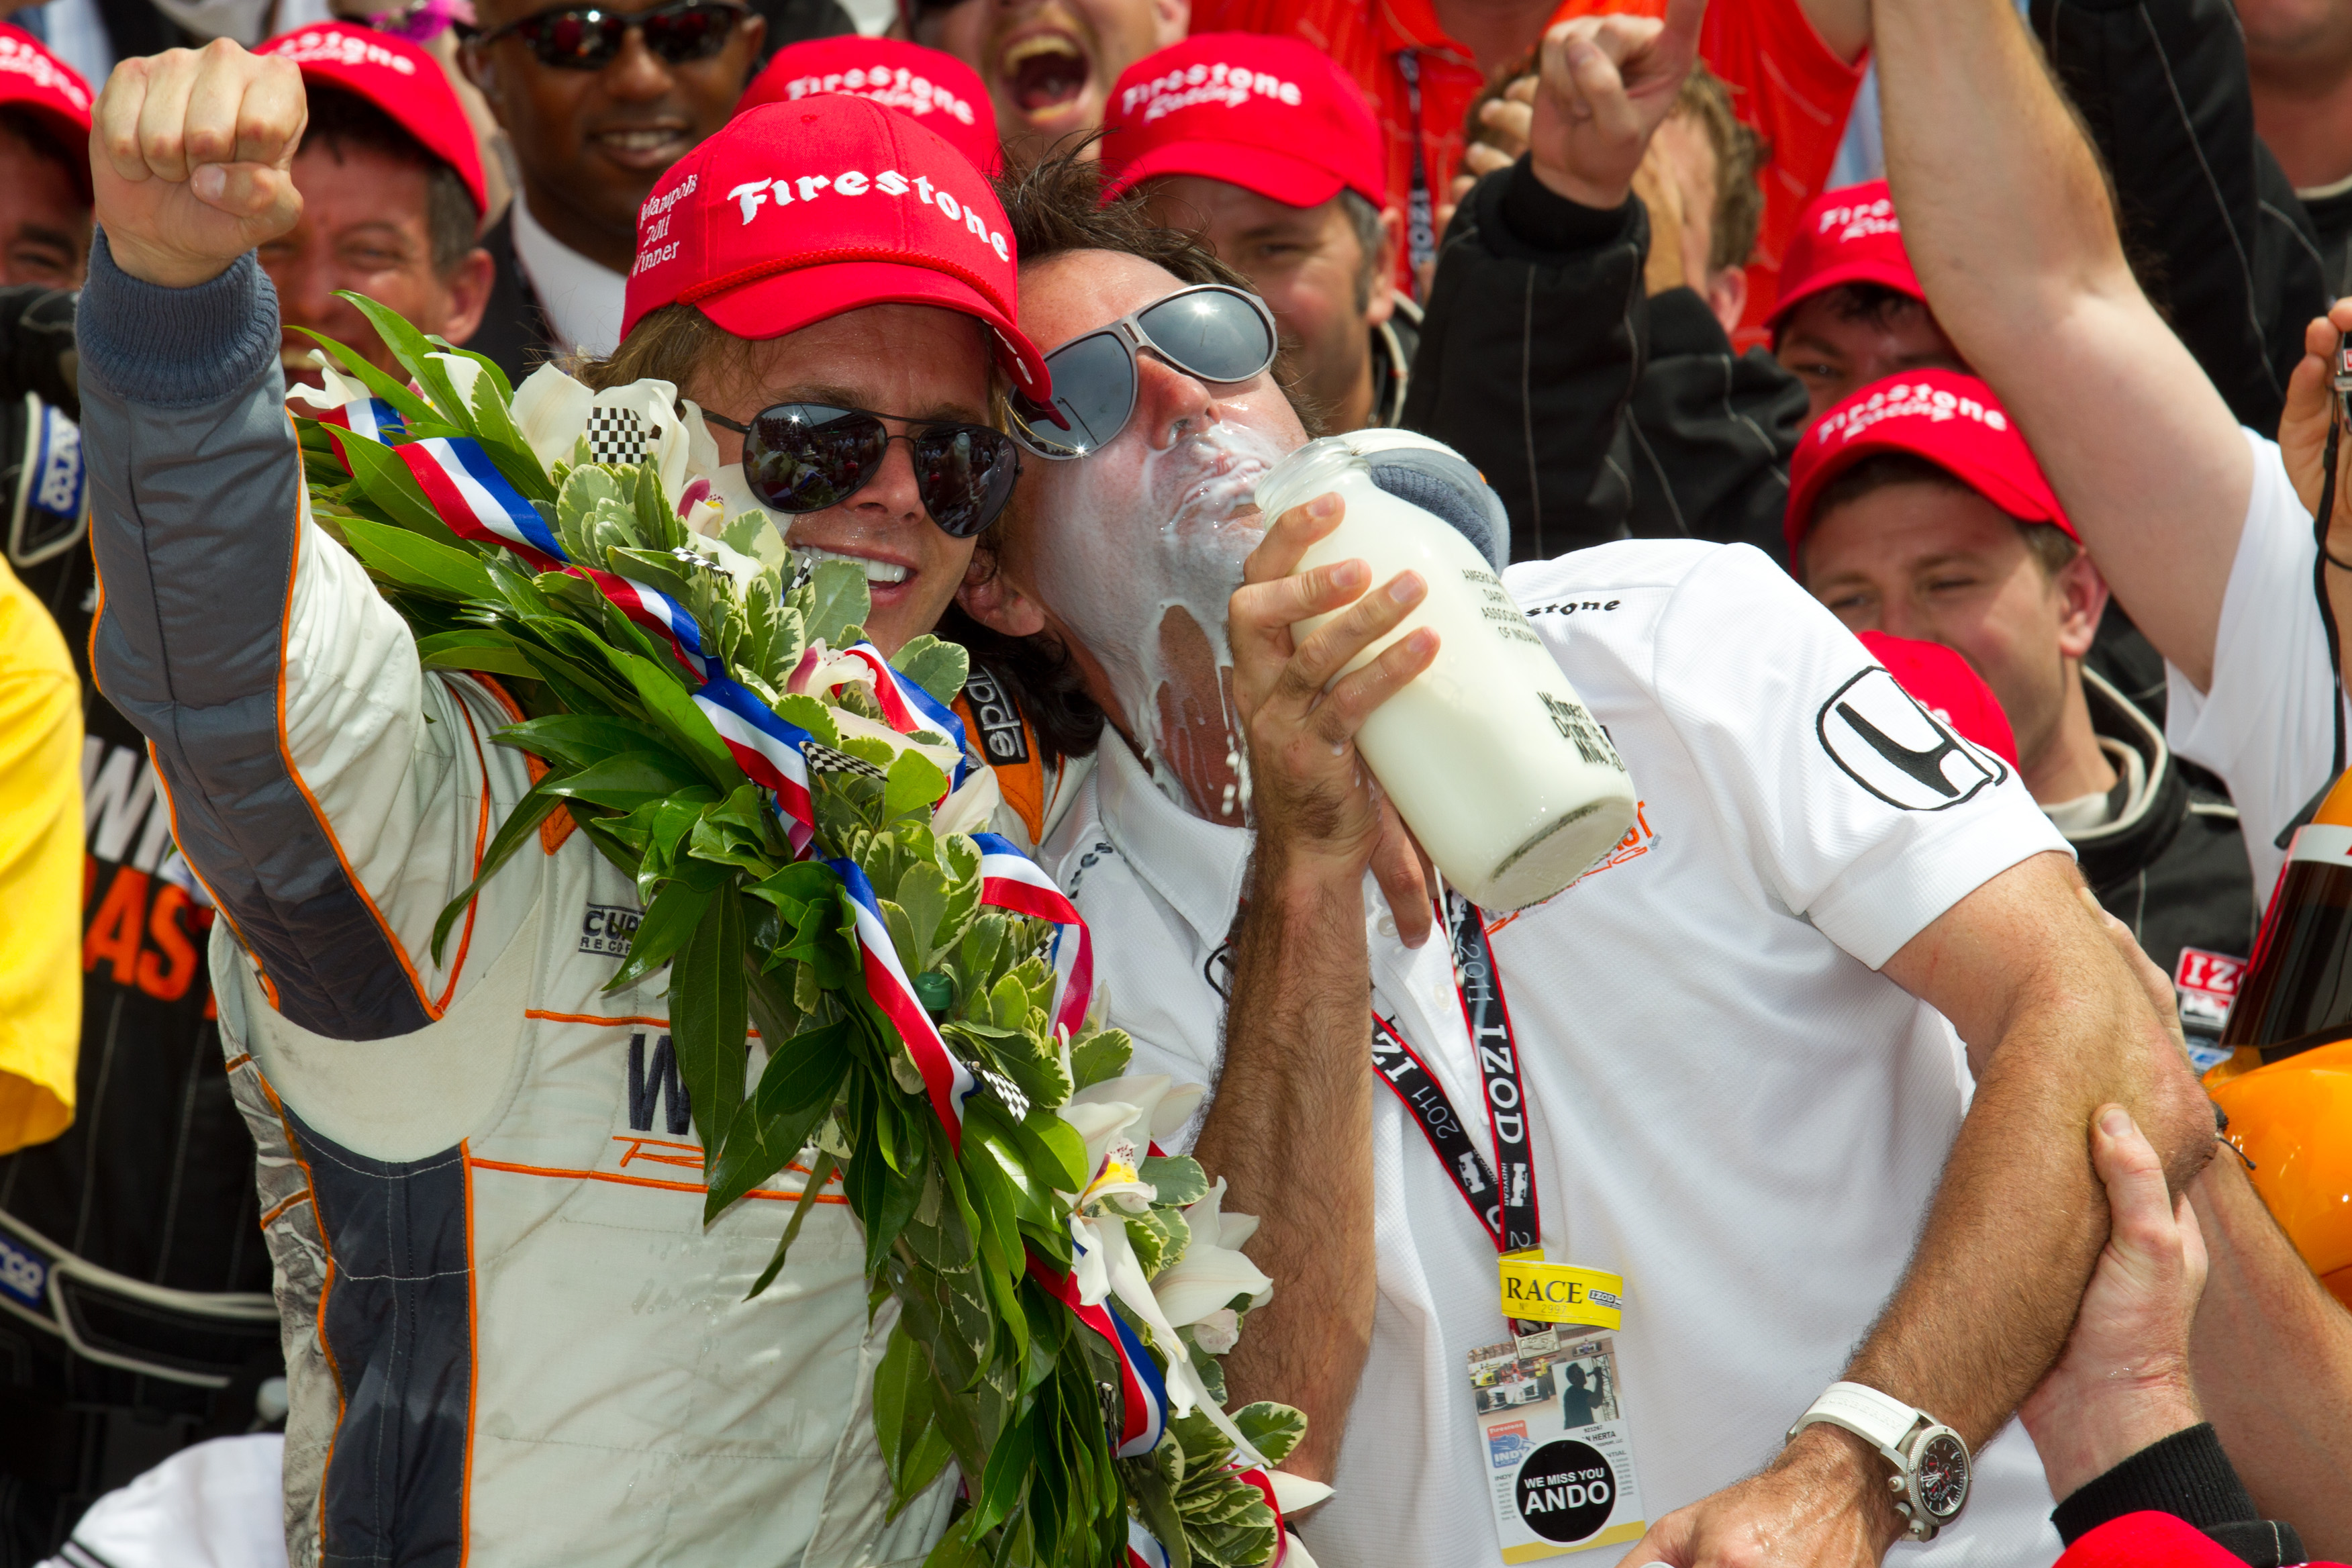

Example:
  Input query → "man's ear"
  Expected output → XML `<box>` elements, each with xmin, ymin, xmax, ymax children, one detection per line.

<box><xmin>2054</xmin><ymin>545</ymin><xmax>2110</xmax><ymax>662</ymax></box>
<box><xmin>1365</xmin><ymin>205</ymin><xmax>1403</xmax><ymax>329</ymax></box>
<box><xmin>1705</xmin><ymin>264</ymin><xmax>1748</xmax><ymax>340</ymax></box>
<box><xmin>438</xmin><ymin>246</ymin><xmax>498</xmax><ymax>347</ymax></box>
<box><xmin>1151</xmin><ymin>0</ymin><xmax>1188</xmax><ymax>48</ymax></box>
<box><xmin>959</xmin><ymin>554</ymin><xmax>1049</xmax><ymax>637</ymax></box>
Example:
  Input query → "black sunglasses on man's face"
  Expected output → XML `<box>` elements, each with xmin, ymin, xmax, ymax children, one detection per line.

<box><xmin>477</xmin><ymin>0</ymin><xmax>746</xmax><ymax>69</ymax></box>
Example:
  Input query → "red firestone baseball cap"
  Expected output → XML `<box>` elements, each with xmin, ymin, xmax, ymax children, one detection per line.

<box><xmin>1099</xmin><ymin>34</ymin><xmax>1385</xmax><ymax>209</ymax></box>
<box><xmin>1857</xmin><ymin>630</ymin><xmax>2019</xmax><ymax>769</ymax></box>
<box><xmin>260</xmin><ymin>21</ymin><xmax>488</xmax><ymax>217</ymax></box>
<box><xmin>621</xmin><ymin>98</ymin><xmax>1048</xmax><ymax>395</ymax></box>
<box><xmin>740</xmin><ymin>37</ymin><xmax>1000</xmax><ymax>177</ymax></box>
<box><xmin>1770</xmin><ymin>179</ymin><xmax>1924</xmax><ymax>334</ymax></box>
<box><xmin>1786</xmin><ymin>370</ymin><xmax>2077</xmax><ymax>556</ymax></box>
<box><xmin>0</xmin><ymin>25</ymin><xmax>92</xmax><ymax>195</ymax></box>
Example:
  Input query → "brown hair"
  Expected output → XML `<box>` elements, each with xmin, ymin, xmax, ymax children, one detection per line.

<box><xmin>1675</xmin><ymin>63</ymin><xmax>1761</xmax><ymax>275</ymax></box>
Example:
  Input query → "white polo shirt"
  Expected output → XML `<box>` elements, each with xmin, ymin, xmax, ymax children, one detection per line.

<box><xmin>2165</xmin><ymin>430</ymin><xmax>2352</xmax><ymax>899</ymax></box>
<box><xmin>1044</xmin><ymin>539</ymin><xmax>2072</xmax><ymax>1568</ymax></box>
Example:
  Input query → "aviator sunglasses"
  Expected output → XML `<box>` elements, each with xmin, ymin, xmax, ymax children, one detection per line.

<box><xmin>476</xmin><ymin>0</ymin><xmax>746</xmax><ymax>68</ymax></box>
<box><xmin>703</xmin><ymin>404</ymin><xmax>1022</xmax><ymax>539</ymax></box>
<box><xmin>1008</xmin><ymin>284</ymin><xmax>1279</xmax><ymax>460</ymax></box>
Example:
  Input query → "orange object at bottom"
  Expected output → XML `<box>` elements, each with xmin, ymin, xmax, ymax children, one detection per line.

<box><xmin>2208</xmin><ymin>1038</ymin><xmax>2352</xmax><ymax>1289</ymax></box>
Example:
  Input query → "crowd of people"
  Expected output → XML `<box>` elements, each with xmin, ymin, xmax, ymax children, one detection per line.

<box><xmin>1</xmin><ymin>0</ymin><xmax>2351</xmax><ymax>1562</ymax></box>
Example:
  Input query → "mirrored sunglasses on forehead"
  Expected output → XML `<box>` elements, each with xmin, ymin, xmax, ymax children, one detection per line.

<box><xmin>702</xmin><ymin>403</ymin><xmax>1022</xmax><ymax>539</ymax></box>
<box><xmin>1008</xmin><ymin>284</ymin><xmax>1279</xmax><ymax>460</ymax></box>
<box><xmin>475</xmin><ymin>0</ymin><xmax>746</xmax><ymax>68</ymax></box>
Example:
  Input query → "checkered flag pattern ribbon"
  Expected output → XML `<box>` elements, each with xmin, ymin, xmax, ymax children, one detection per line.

<box><xmin>582</xmin><ymin>404</ymin><xmax>658</xmax><ymax>468</ymax></box>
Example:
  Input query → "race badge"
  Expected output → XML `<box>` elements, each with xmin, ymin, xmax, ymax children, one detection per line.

<box><xmin>2173</xmin><ymin>946</ymin><xmax>2246</xmax><ymax>1070</ymax></box>
<box><xmin>1817</xmin><ymin>667</ymin><xmax>2003</xmax><ymax>812</ymax></box>
<box><xmin>1467</xmin><ymin>1332</ymin><xmax>1645</xmax><ymax>1560</ymax></box>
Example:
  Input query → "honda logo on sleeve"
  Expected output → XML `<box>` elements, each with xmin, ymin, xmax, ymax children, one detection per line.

<box><xmin>1816</xmin><ymin>667</ymin><xmax>2004</xmax><ymax>812</ymax></box>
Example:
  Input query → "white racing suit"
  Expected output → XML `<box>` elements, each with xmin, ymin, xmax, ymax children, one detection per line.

<box><xmin>79</xmin><ymin>242</ymin><xmax>952</xmax><ymax>1566</ymax></box>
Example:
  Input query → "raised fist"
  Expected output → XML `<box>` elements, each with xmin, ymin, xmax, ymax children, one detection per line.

<box><xmin>93</xmin><ymin>39</ymin><xmax>306</xmax><ymax>289</ymax></box>
<box><xmin>1528</xmin><ymin>0</ymin><xmax>1703</xmax><ymax>211</ymax></box>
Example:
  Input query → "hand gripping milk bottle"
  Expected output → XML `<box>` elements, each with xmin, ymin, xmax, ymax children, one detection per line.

<box><xmin>1253</xmin><ymin>431</ymin><xmax>1637</xmax><ymax>910</ymax></box>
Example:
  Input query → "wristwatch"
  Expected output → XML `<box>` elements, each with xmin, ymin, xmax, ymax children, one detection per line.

<box><xmin>1787</xmin><ymin>1381</ymin><xmax>1972</xmax><ymax>1542</ymax></box>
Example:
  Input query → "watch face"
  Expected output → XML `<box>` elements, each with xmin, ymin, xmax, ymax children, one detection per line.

<box><xmin>1917</xmin><ymin>1432</ymin><xmax>1970</xmax><ymax>1518</ymax></box>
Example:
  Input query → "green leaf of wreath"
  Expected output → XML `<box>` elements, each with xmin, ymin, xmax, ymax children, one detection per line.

<box><xmin>343</xmin><ymin>293</ymin><xmax>477</xmax><ymax>434</ymax></box>
<box><xmin>705</xmin><ymin>1017</ymin><xmax>849</xmax><ymax>1219</ymax></box>
<box><xmin>493</xmin><ymin>713</ymin><xmax>679</xmax><ymax>771</ymax></box>
<box><xmin>414</xmin><ymin>629</ymin><xmax>539</xmax><ymax>678</ymax></box>
<box><xmin>669</xmin><ymin>881</ymin><xmax>749</xmax><ymax>1166</ymax></box>
<box><xmin>542</xmin><ymin>751</ymin><xmax>712</xmax><ymax>810</ymax></box>
<box><xmin>428</xmin><ymin>773</ymin><xmax>567</xmax><ymax>963</ymax></box>
<box><xmin>338</xmin><ymin>516</ymin><xmax>498</xmax><ymax>601</ymax></box>
<box><xmin>805</xmin><ymin>557</ymin><xmax>872</xmax><ymax>650</ymax></box>
<box><xmin>606</xmin><ymin>860</ymin><xmax>728</xmax><ymax>992</ymax></box>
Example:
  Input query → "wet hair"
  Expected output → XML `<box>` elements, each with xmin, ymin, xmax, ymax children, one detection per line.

<box><xmin>1675</xmin><ymin>64</ymin><xmax>1761</xmax><ymax>275</ymax></box>
<box><xmin>1804</xmin><ymin>450</ymin><xmax>2079</xmax><ymax>577</ymax></box>
<box><xmin>578</xmin><ymin>300</ymin><xmax>759</xmax><ymax>395</ymax></box>
<box><xmin>301</xmin><ymin>86</ymin><xmax>479</xmax><ymax>276</ymax></box>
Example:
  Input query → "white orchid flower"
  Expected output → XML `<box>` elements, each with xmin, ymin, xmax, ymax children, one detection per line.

<box><xmin>511</xmin><ymin>364</ymin><xmax>592</xmax><ymax>471</ymax></box>
<box><xmin>1189</xmin><ymin>1307</ymin><xmax>1240</xmax><ymax>1355</ymax></box>
<box><xmin>284</xmin><ymin>353</ymin><xmax>375</xmax><ymax>415</ymax></box>
<box><xmin>1152</xmin><ymin>1179</ymin><xmax>1273</xmax><ymax>1328</ymax></box>
<box><xmin>1269</xmin><ymin>1477</ymin><xmax>1333</xmax><ymax>1517</ymax></box>
<box><xmin>930</xmin><ymin>767</ymin><xmax>1003</xmax><ymax>838</ymax></box>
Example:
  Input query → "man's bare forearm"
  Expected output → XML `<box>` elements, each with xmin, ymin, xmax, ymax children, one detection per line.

<box><xmin>2190</xmin><ymin>1155</ymin><xmax>2352</xmax><ymax>1555</ymax></box>
<box><xmin>1875</xmin><ymin>0</ymin><xmax>2247</xmax><ymax>689</ymax></box>
<box><xmin>1192</xmin><ymin>844</ymin><xmax>1377</xmax><ymax>1483</ymax></box>
<box><xmin>1828</xmin><ymin>864</ymin><xmax>2217</xmax><ymax>1524</ymax></box>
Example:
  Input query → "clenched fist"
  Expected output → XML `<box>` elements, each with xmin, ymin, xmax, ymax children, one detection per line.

<box><xmin>93</xmin><ymin>39</ymin><xmax>305</xmax><ymax>289</ymax></box>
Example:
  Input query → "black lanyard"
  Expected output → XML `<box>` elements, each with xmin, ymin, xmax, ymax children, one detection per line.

<box><xmin>1371</xmin><ymin>891</ymin><xmax>1540</xmax><ymax>1255</ymax></box>
<box><xmin>1398</xmin><ymin>49</ymin><xmax>1437</xmax><ymax>288</ymax></box>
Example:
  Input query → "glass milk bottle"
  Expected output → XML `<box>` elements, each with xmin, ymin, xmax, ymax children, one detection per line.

<box><xmin>1255</xmin><ymin>434</ymin><xmax>1637</xmax><ymax>910</ymax></box>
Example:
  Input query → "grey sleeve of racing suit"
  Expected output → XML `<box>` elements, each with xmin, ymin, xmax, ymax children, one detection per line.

<box><xmin>79</xmin><ymin>234</ymin><xmax>536</xmax><ymax>1041</ymax></box>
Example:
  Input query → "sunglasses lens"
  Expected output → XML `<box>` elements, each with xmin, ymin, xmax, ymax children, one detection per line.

<box><xmin>743</xmin><ymin>406</ymin><xmax>886</xmax><ymax>512</ymax></box>
<box><xmin>912</xmin><ymin>427</ymin><xmax>1020</xmax><ymax>538</ymax></box>
<box><xmin>524</xmin><ymin>9</ymin><xmax>624</xmax><ymax>64</ymax></box>
<box><xmin>1015</xmin><ymin>332</ymin><xmax>1135</xmax><ymax>458</ymax></box>
<box><xmin>640</xmin><ymin>2</ymin><xmax>737</xmax><ymax>60</ymax></box>
<box><xmin>1139</xmin><ymin>289</ymin><xmax>1275</xmax><ymax>383</ymax></box>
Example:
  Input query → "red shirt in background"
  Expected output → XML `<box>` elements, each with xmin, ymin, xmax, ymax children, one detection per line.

<box><xmin>1188</xmin><ymin>0</ymin><xmax>1863</xmax><ymax>340</ymax></box>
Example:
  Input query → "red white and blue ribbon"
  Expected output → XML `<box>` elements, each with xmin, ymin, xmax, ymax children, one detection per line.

<box><xmin>840</xmin><ymin>642</ymin><xmax>971</xmax><ymax>790</ymax></box>
<box><xmin>397</xmin><ymin>436</ymin><xmax>567</xmax><ymax>571</ymax></box>
<box><xmin>1125</xmin><ymin>1516</ymin><xmax>1174</xmax><ymax>1568</ymax></box>
<box><xmin>829</xmin><ymin>855</ymin><xmax>977</xmax><ymax>1153</ymax></box>
<box><xmin>585</xmin><ymin>565</ymin><xmax>723</xmax><ymax>681</ymax></box>
<box><xmin>1030</xmin><ymin>1247</ymin><xmax>1173</xmax><ymax>1459</ymax></box>
<box><xmin>315</xmin><ymin>395</ymin><xmax>405</xmax><ymax>444</ymax></box>
<box><xmin>972</xmin><ymin>831</ymin><xmax>1094</xmax><ymax>1038</ymax></box>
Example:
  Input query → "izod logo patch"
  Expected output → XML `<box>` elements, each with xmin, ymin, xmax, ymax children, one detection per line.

<box><xmin>1818</xmin><ymin>666</ymin><xmax>2004</xmax><ymax>812</ymax></box>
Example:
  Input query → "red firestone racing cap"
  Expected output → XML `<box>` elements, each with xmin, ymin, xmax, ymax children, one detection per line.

<box><xmin>1787</xmin><ymin>370</ymin><xmax>2076</xmax><ymax>557</ymax></box>
<box><xmin>1770</xmin><ymin>179</ymin><xmax>1924</xmax><ymax>334</ymax></box>
<box><xmin>260</xmin><ymin>21</ymin><xmax>489</xmax><ymax>217</ymax></box>
<box><xmin>621</xmin><ymin>97</ymin><xmax>1049</xmax><ymax>396</ymax></box>
<box><xmin>740</xmin><ymin>36</ymin><xmax>1001</xmax><ymax>176</ymax></box>
<box><xmin>1856</xmin><ymin>630</ymin><xmax>2020</xmax><ymax>769</ymax></box>
<box><xmin>1099</xmin><ymin>34</ymin><xmax>1385</xmax><ymax>209</ymax></box>
<box><xmin>0</xmin><ymin>25</ymin><xmax>92</xmax><ymax>195</ymax></box>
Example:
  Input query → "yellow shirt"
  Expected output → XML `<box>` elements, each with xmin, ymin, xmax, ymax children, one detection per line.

<box><xmin>0</xmin><ymin>554</ymin><xmax>78</xmax><ymax>1149</ymax></box>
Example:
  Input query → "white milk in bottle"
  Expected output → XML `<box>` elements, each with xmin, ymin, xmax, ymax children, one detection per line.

<box><xmin>1255</xmin><ymin>432</ymin><xmax>1636</xmax><ymax>910</ymax></box>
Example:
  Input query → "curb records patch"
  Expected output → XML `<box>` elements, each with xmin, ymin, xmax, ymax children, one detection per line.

<box><xmin>1817</xmin><ymin>666</ymin><xmax>2004</xmax><ymax>812</ymax></box>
